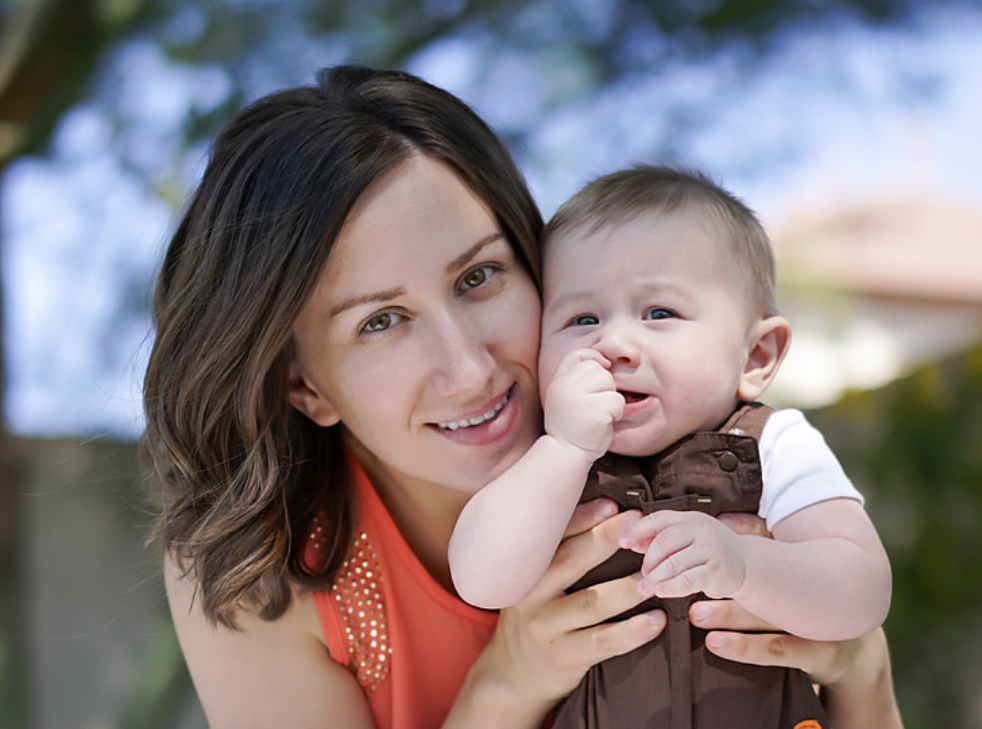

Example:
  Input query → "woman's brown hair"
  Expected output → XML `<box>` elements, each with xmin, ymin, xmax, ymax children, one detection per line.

<box><xmin>141</xmin><ymin>65</ymin><xmax>542</xmax><ymax>627</ymax></box>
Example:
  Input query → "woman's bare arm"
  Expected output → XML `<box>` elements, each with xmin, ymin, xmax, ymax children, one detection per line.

<box><xmin>165</xmin><ymin>556</ymin><xmax>375</xmax><ymax>729</ymax></box>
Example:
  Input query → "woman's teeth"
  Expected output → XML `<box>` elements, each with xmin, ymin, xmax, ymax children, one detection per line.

<box><xmin>437</xmin><ymin>391</ymin><xmax>509</xmax><ymax>431</ymax></box>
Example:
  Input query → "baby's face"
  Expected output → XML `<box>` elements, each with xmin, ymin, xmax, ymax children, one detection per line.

<box><xmin>539</xmin><ymin>206</ymin><xmax>758</xmax><ymax>457</ymax></box>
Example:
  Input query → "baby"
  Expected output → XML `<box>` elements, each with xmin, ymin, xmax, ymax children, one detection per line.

<box><xmin>449</xmin><ymin>166</ymin><xmax>891</xmax><ymax>728</ymax></box>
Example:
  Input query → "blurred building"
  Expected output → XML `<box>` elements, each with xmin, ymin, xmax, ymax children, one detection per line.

<box><xmin>768</xmin><ymin>194</ymin><xmax>982</xmax><ymax>408</ymax></box>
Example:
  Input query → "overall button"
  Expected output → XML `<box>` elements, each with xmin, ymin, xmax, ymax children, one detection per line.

<box><xmin>717</xmin><ymin>450</ymin><xmax>739</xmax><ymax>472</ymax></box>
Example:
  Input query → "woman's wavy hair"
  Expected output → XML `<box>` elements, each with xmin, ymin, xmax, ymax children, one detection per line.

<box><xmin>141</xmin><ymin>65</ymin><xmax>542</xmax><ymax>627</ymax></box>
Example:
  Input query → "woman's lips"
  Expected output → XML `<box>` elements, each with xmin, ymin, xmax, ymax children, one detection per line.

<box><xmin>430</xmin><ymin>386</ymin><xmax>521</xmax><ymax>447</ymax></box>
<box><xmin>436</xmin><ymin>389</ymin><xmax>510</xmax><ymax>431</ymax></box>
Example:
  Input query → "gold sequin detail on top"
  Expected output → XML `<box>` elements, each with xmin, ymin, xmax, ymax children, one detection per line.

<box><xmin>327</xmin><ymin>528</ymin><xmax>392</xmax><ymax>692</ymax></box>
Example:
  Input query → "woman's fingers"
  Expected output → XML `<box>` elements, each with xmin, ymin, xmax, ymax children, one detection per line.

<box><xmin>701</xmin><ymin>630</ymin><xmax>847</xmax><ymax>685</ymax></box>
<box><xmin>690</xmin><ymin>599</ymin><xmax>857</xmax><ymax>686</ymax></box>
<box><xmin>540</xmin><ymin>509</ymin><xmax>666</xmax><ymax>667</ymax></box>
<box><xmin>492</xmin><ymin>589</ymin><xmax>666</xmax><ymax>705</ymax></box>
<box><xmin>543</xmin><ymin>571</ymin><xmax>654</xmax><ymax>634</ymax></box>
<box><xmin>689</xmin><ymin>598</ymin><xmax>776</xmax><ymax>632</ymax></box>
<box><xmin>564</xmin><ymin>498</ymin><xmax>619</xmax><ymax>539</ymax></box>
<box><xmin>545</xmin><ymin>600</ymin><xmax>667</xmax><ymax>672</ymax></box>
<box><xmin>717</xmin><ymin>512</ymin><xmax>771</xmax><ymax>538</ymax></box>
<box><xmin>538</xmin><ymin>509</ymin><xmax>642</xmax><ymax>595</ymax></box>
<box><xmin>490</xmin><ymin>507</ymin><xmax>664</xmax><ymax>703</ymax></box>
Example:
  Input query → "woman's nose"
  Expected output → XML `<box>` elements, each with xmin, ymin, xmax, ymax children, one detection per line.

<box><xmin>429</xmin><ymin>314</ymin><xmax>496</xmax><ymax>397</ymax></box>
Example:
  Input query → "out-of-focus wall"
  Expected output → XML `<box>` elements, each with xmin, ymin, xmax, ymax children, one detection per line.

<box><xmin>18</xmin><ymin>436</ymin><xmax>204</xmax><ymax>729</ymax></box>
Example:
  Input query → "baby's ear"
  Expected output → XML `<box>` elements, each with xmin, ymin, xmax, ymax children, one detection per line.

<box><xmin>737</xmin><ymin>316</ymin><xmax>792</xmax><ymax>402</ymax></box>
<box><xmin>287</xmin><ymin>361</ymin><xmax>341</xmax><ymax>427</ymax></box>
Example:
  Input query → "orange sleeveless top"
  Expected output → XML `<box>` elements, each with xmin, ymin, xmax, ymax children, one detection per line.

<box><xmin>308</xmin><ymin>456</ymin><xmax>498</xmax><ymax>729</ymax></box>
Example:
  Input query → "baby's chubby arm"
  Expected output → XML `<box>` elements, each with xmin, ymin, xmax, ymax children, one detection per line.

<box><xmin>620</xmin><ymin>498</ymin><xmax>891</xmax><ymax>641</ymax></box>
<box><xmin>449</xmin><ymin>350</ymin><xmax>625</xmax><ymax>609</ymax></box>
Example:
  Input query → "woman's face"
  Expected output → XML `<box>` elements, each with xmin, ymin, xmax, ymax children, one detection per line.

<box><xmin>290</xmin><ymin>155</ymin><xmax>542</xmax><ymax>498</ymax></box>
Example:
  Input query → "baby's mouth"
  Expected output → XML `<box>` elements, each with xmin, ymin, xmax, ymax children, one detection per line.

<box><xmin>619</xmin><ymin>390</ymin><xmax>648</xmax><ymax>404</ymax></box>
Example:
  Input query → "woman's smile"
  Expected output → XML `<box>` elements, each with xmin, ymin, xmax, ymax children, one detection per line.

<box><xmin>436</xmin><ymin>388</ymin><xmax>511</xmax><ymax>431</ymax></box>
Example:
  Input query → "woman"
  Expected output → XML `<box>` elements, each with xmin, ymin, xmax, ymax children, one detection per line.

<box><xmin>142</xmin><ymin>65</ymin><xmax>902</xmax><ymax>729</ymax></box>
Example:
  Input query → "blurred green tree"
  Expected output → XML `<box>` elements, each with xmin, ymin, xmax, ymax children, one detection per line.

<box><xmin>810</xmin><ymin>343</ymin><xmax>982</xmax><ymax>729</ymax></box>
<box><xmin>1</xmin><ymin>2</ymin><xmax>149</xmax><ymax>724</ymax></box>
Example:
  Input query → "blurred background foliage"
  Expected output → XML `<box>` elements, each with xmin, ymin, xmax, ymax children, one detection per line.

<box><xmin>810</xmin><ymin>342</ymin><xmax>982</xmax><ymax>729</ymax></box>
<box><xmin>1</xmin><ymin>0</ymin><xmax>981</xmax><ymax>727</ymax></box>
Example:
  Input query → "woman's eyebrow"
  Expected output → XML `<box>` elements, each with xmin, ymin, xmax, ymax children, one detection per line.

<box><xmin>445</xmin><ymin>233</ymin><xmax>505</xmax><ymax>274</ymax></box>
<box><xmin>329</xmin><ymin>288</ymin><xmax>404</xmax><ymax>318</ymax></box>
<box><xmin>328</xmin><ymin>233</ymin><xmax>504</xmax><ymax>318</ymax></box>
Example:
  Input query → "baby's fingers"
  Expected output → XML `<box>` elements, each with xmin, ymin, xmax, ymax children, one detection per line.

<box><xmin>618</xmin><ymin>510</ymin><xmax>684</xmax><ymax>552</ymax></box>
<box><xmin>571</xmin><ymin>348</ymin><xmax>612</xmax><ymax>370</ymax></box>
<box><xmin>598</xmin><ymin>390</ymin><xmax>626</xmax><ymax>422</ymax></box>
<box><xmin>639</xmin><ymin>550</ymin><xmax>707</xmax><ymax>598</ymax></box>
<box><xmin>554</xmin><ymin>348</ymin><xmax>612</xmax><ymax>380</ymax></box>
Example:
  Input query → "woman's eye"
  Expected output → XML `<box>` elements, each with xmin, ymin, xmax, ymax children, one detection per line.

<box><xmin>459</xmin><ymin>264</ymin><xmax>498</xmax><ymax>291</ymax></box>
<box><xmin>644</xmin><ymin>307</ymin><xmax>674</xmax><ymax>321</ymax></box>
<box><xmin>572</xmin><ymin>314</ymin><xmax>599</xmax><ymax>326</ymax></box>
<box><xmin>362</xmin><ymin>311</ymin><xmax>401</xmax><ymax>333</ymax></box>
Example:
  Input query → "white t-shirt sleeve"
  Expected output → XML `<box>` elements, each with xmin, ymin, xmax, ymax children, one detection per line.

<box><xmin>757</xmin><ymin>408</ymin><xmax>864</xmax><ymax>529</ymax></box>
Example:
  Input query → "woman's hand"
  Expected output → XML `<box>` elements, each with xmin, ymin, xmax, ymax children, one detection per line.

<box><xmin>447</xmin><ymin>499</ymin><xmax>665</xmax><ymax>728</ymax></box>
<box><xmin>689</xmin><ymin>601</ymin><xmax>902</xmax><ymax>729</ymax></box>
<box><xmin>690</xmin><ymin>513</ymin><xmax>904</xmax><ymax>729</ymax></box>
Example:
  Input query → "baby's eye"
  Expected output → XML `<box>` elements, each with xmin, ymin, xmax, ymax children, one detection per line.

<box><xmin>571</xmin><ymin>314</ymin><xmax>599</xmax><ymax>326</ymax></box>
<box><xmin>644</xmin><ymin>307</ymin><xmax>675</xmax><ymax>321</ymax></box>
<box><xmin>362</xmin><ymin>311</ymin><xmax>403</xmax><ymax>333</ymax></box>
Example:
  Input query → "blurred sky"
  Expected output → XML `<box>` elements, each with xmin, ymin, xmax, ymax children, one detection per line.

<box><xmin>3</xmin><ymin>4</ymin><xmax>981</xmax><ymax>439</ymax></box>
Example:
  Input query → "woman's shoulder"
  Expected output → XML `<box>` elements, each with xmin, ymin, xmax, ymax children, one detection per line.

<box><xmin>163</xmin><ymin>552</ymin><xmax>323</xmax><ymax>640</ymax></box>
<box><xmin>164</xmin><ymin>554</ymin><xmax>376</xmax><ymax>727</ymax></box>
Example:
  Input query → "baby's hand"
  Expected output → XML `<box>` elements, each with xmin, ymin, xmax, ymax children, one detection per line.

<box><xmin>620</xmin><ymin>511</ymin><xmax>746</xmax><ymax>600</ymax></box>
<box><xmin>543</xmin><ymin>349</ymin><xmax>624</xmax><ymax>460</ymax></box>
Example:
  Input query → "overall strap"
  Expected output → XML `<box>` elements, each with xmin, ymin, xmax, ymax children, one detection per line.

<box><xmin>721</xmin><ymin>401</ymin><xmax>774</xmax><ymax>439</ymax></box>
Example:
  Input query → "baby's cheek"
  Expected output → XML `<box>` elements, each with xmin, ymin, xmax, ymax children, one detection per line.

<box><xmin>536</xmin><ymin>344</ymin><xmax>563</xmax><ymax>398</ymax></box>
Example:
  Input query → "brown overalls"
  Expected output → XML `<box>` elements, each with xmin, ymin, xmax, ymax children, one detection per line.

<box><xmin>551</xmin><ymin>403</ymin><xmax>829</xmax><ymax>729</ymax></box>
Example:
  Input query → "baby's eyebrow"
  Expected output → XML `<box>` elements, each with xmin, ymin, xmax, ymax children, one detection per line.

<box><xmin>329</xmin><ymin>288</ymin><xmax>404</xmax><ymax>318</ymax></box>
<box><xmin>445</xmin><ymin>233</ymin><xmax>505</xmax><ymax>274</ymax></box>
<box><xmin>544</xmin><ymin>288</ymin><xmax>593</xmax><ymax>313</ymax></box>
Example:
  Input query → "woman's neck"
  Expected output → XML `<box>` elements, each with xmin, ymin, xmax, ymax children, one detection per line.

<box><xmin>344</xmin><ymin>434</ymin><xmax>470</xmax><ymax>595</ymax></box>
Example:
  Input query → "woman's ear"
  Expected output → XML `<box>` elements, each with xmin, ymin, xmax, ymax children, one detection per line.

<box><xmin>287</xmin><ymin>361</ymin><xmax>341</xmax><ymax>427</ymax></box>
<box><xmin>737</xmin><ymin>316</ymin><xmax>792</xmax><ymax>403</ymax></box>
